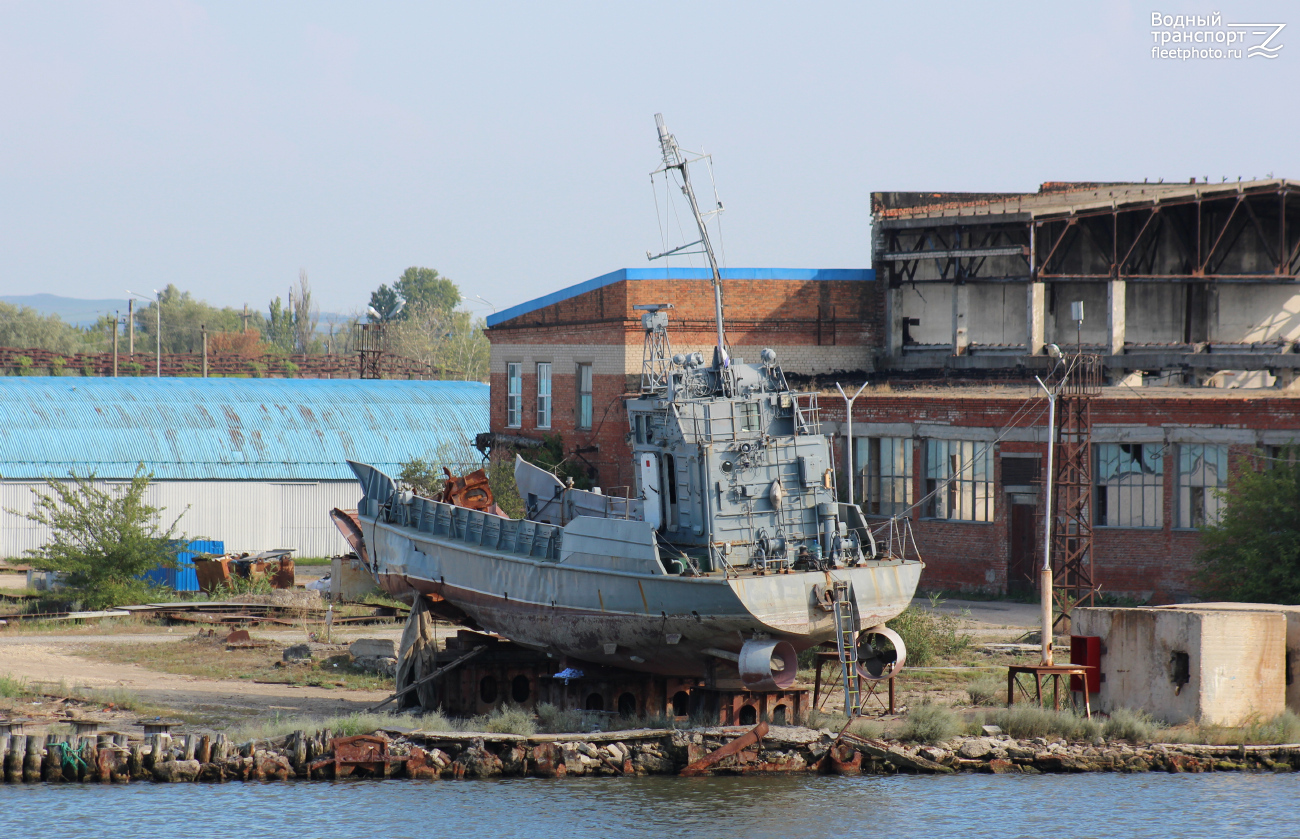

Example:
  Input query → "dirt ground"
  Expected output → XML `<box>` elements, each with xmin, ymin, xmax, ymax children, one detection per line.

<box><xmin>0</xmin><ymin>576</ymin><xmax>1041</xmax><ymax>733</ymax></box>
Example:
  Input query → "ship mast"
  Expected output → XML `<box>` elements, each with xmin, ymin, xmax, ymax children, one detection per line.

<box><xmin>649</xmin><ymin>114</ymin><xmax>728</xmax><ymax>372</ymax></box>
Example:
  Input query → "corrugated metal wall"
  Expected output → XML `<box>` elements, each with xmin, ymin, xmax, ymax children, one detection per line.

<box><xmin>1</xmin><ymin>480</ymin><xmax>361</xmax><ymax>559</ymax></box>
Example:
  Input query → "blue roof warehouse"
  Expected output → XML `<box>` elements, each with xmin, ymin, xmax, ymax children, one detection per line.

<box><xmin>0</xmin><ymin>377</ymin><xmax>488</xmax><ymax>558</ymax></box>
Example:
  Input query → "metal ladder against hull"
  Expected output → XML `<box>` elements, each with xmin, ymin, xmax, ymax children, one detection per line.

<box><xmin>831</xmin><ymin>580</ymin><xmax>860</xmax><ymax>716</ymax></box>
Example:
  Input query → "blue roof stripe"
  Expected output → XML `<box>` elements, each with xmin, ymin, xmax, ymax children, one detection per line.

<box><xmin>0</xmin><ymin>377</ymin><xmax>488</xmax><ymax>481</ymax></box>
<box><xmin>486</xmin><ymin>267</ymin><xmax>874</xmax><ymax>328</ymax></box>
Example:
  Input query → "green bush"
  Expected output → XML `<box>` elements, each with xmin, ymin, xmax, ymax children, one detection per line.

<box><xmin>965</xmin><ymin>676</ymin><xmax>1003</xmax><ymax>707</ymax></box>
<box><xmin>887</xmin><ymin>600</ymin><xmax>972</xmax><ymax>666</ymax></box>
<box><xmin>482</xmin><ymin>705</ymin><xmax>537</xmax><ymax>735</ymax></box>
<box><xmin>536</xmin><ymin>702</ymin><xmax>585</xmax><ymax>734</ymax></box>
<box><xmin>0</xmin><ymin>673</ymin><xmax>32</xmax><ymax>699</ymax></box>
<box><xmin>898</xmin><ymin>701</ymin><xmax>959</xmax><ymax>744</ymax></box>
<box><xmin>1103</xmin><ymin>707</ymin><xmax>1157</xmax><ymax>742</ymax></box>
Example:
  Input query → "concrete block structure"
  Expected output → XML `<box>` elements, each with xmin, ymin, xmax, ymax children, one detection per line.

<box><xmin>1158</xmin><ymin>602</ymin><xmax>1300</xmax><ymax>713</ymax></box>
<box><xmin>1074</xmin><ymin>606</ymin><xmax>1286</xmax><ymax>726</ymax></box>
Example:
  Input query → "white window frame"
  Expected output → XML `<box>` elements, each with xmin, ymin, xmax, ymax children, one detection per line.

<box><xmin>856</xmin><ymin>436</ymin><xmax>913</xmax><ymax>517</ymax></box>
<box><xmin>923</xmin><ymin>439</ymin><xmax>993</xmax><ymax>522</ymax></box>
<box><xmin>1177</xmin><ymin>444</ymin><xmax>1227</xmax><ymax>529</ymax></box>
<box><xmin>536</xmin><ymin>362</ymin><xmax>552</xmax><ymax>429</ymax></box>
<box><xmin>506</xmin><ymin>362</ymin><xmax>522</xmax><ymax>428</ymax></box>
<box><xmin>1094</xmin><ymin>443</ymin><xmax>1163</xmax><ymax>528</ymax></box>
<box><xmin>577</xmin><ymin>363</ymin><xmax>593</xmax><ymax>430</ymax></box>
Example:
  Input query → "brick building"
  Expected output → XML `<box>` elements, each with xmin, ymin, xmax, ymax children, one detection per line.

<box><xmin>484</xmin><ymin>267</ymin><xmax>875</xmax><ymax>490</ymax></box>
<box><xmin>823</xmin><ymin>388</ymin><xmax>1300</xmax><ymax>602</ymax></box>
<box><xmin>481</xmin><ymin>180</ymin><xmax>1300</xmax><ymax>600</ymax></box>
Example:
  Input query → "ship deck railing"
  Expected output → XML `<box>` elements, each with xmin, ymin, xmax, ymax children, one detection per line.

<box><xmin>392</xmin><ymin>494</ymin><xmax>563</xmax><ymax>561</ymax></box>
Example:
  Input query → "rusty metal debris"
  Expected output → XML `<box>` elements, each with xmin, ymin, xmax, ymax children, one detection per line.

<box><xmin>436</xmin><ymin>467</ymin><xmax>499</xmax><ymax>513</ymax></box>
<box><xmin>679</xmin><ymin>721</ymin><xmax>768</xmax><ymax>776</ymax></box>
<box><xmin>193</xmin><ymin>550</ymin><xmax>295</xmax><ymax>594</ymax></box>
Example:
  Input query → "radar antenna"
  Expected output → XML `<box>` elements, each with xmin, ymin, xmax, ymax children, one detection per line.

<box><xmin>648</xmin><ymin>114</ymin><xmax>729</xmax><ymax>379</ymax></box>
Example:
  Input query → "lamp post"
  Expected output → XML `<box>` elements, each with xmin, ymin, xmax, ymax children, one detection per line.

<box><xmin>126</xmin><ymin>290</ymin><xmax>162</xmax><ymax>377</ymax></box>
<box><xmin>835</xmin><ymin>382</ymin><xmax>870</xmax><ymax>507</ymax></box>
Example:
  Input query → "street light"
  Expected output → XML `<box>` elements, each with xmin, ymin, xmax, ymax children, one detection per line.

<box><xmin>472</xmin><ymin>294</ymin><xmax>496</xmax><ymax>312</ymax></box>
<box><xmin>126</xmin><ymin>289</ymin><xmax>162</xmax><ymax>377</ymax></box>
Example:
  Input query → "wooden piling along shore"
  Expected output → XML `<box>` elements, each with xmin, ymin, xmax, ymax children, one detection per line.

<box><xmin>2</xmin><ymin>726</ymin><xmax>1298</xmax><ymax>783</ymax></box>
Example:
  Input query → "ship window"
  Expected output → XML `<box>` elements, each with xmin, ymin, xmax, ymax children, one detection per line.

<box><xmin>506</xmin><ymin>363</ymin><xmax>522</xmax><ymax>428</ymax></box>
<box><xmin>617</xmin><ymin>692</ymin><xmax>638</xmax><ymax>717</ymax></box>
<box><xmin>772</xmin><ymin>704</ymin><xmax>788</xmax><ymax>726</ymax></box>
<box><xmin>739</xmin><ymin>401</ymin><xmax>760</xmax><ymax>432</ymax></box>
<box><xmin>585</xmin><ymin>692</ymin><xmax>605</xmax><ymax>711</ymax></box>
<box><xmin>739</xmin><ymin>705</ymin><xmax>758</xmax><ymax>725</ymax></box>
<box><xmin>511</xmin><ymin>675</ymin><xmax>531</xmax><ymax>703</ymax></box>
<box><xmin>857</xmin><ymin>437</ymin><xmax>913</xmax><ymax>517</ymax></box>
<box><xmin>672</xmin><ymin>691</ymin><xmax>690</xmax><ymax>716</ymax></box>
<box><xmin>536</xmin><ymin>363</ymin><xmax>552</xmax><ymax>428</ymax></box>
<box><xmin>577</xmin><ymin>363</ymin><xmax>593</xmax><ymax>429</ymax></box>
<box><xmin>1095</xmin><ymin>443</ymin><xmax>1163</xmax><ymax>528</ymax></box>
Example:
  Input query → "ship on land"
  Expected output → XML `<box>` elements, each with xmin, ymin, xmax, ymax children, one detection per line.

<box><xmin>342</xmin><ymin>116</ymin><xmax>924</xmax><ymax>691</ymax></box>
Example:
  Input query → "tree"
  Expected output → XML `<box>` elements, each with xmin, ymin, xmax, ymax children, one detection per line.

<box><xmin>395</xmin><ymin>266</ymin><xmax>460</xmax><ymax>314</ymax></box>
<box><xmin>290</xmin><ymin>269</ymin><xmax>320</xmax><ymax>354</ymax></box>
<box><xmin>0</xmin><ymin>302</ymin><xmax>106</xmax><ymax>354</ymax></box>
<box><xmin>133</xmin><ymin>285</ymin><xmax>256</xmax><ymax>354</ymax></box>
<box><xmin>367</xmin><ymin>284</ymin><xmax>401</xmax><ymax>322</ymax></box>
<box><xmin>10</xmin><ymin>468</ymin><xmax>186</xmax><ymax>608</ymax></box>
<box><xmin>1194</xmin><ymin>451</ymin><xmax>1300</xmax><ymax>603</ymax></box>
<box><xmin>387</xmin><ymin>302</ymin><xmax>489</xmax><ymax>381</ymax></box>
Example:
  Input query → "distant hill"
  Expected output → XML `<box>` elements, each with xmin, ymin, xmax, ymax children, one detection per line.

<box><xmin>1</xmin><ymin>293</ymin><xmax>129</xmax><ymax>326</ymax></box>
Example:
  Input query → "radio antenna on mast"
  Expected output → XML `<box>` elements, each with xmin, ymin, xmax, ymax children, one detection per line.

<box><xmin>648</xmin><ymin>113</ymin><xmax>729</xmax><ymax>376</ymax></box>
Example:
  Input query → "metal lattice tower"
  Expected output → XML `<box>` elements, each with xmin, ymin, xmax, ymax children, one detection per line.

<box><xmin>636</xmin><ymin>304</ymin><xmax>673</xmax><ymax>394</ymax></box>
<box><xmin>1050</xmin><ymin>354</ymin><xmax>1102</xmax><ymax>630</ymax></box>
<box><xmin>358</xmin><ymin>322</ymin><xmax>386</xmax><ymax>380</ymax></box>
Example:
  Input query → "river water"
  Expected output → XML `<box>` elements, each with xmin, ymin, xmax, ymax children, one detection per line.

<box><xmin>0</xmin><ymin>773</ymin><xmax>1293</xmax><ymax>838</ymax></box>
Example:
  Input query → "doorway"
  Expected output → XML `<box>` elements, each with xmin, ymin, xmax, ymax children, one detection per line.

<box><xmin>1007</xmin><ymin>503</ymin><xmax>1037</xmax><ymax>596</ymax></box>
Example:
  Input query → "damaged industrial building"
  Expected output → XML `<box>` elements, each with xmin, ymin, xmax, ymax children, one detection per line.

<box><xmin>484</xmin><ymin>178</ymin><xmax>1300</xmax><ymax>602</ymax></box>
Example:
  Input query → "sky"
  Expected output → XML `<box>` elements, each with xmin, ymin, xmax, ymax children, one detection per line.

<box><xmin>0</xmin><ymin>1</ymin><xmax>1295</xmax><ymax>317</ymax></box>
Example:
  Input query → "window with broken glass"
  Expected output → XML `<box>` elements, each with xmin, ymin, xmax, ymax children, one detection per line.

<box><xmin>923</xmin><ymin>439</ymin><xmax>993</xmax><ymax>522</ymax></box>
<box><xmin>1177</xmin><ymin>444</ymin><xmax>1227</xmax><ymax>529</ymax></box>
<box><xmin>856</xmin><ymin>436</ymin><xmax>913</xmax><ymax>516</ymax></box>
<box><xmin>1094</xmin><ymin>443</ymin><xmax>1163</xmax><ymax>528</ymax></box>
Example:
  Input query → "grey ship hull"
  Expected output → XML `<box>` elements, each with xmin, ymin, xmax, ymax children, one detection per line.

<box><xmin>363</xmin><ymin>507</ymin><xmax>923</xmax><ymax>677</ymax></box>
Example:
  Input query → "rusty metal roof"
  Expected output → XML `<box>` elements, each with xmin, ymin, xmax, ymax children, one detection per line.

<box><xmin>872</xmin><ymin>178</ymin><xmax>1299</xmax><ymax>222</ymax></box>
<box><xmin>0</xmin><ymin>377</ymin><xmax>488</xmax><ymax>481</ymax></box>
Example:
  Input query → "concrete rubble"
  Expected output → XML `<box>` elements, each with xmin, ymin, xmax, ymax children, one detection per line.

<box><xmin>1</xmin><ymin>726</ymin><xmax>1297</xmax><ymax>784</ymax></box>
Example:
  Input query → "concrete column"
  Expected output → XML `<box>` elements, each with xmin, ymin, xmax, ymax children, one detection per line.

<box><xmin>1027</xmin><ymin>282</ymin><xmax>1046</xmax><ymax>355</ymax></box>
<box><xmin>952</xmin><ymin>283</ymin><xmax>969</xmax><ymax>355</ymax></box>
<box><xmin>1108</xmin><ymin>280</ymin><xmax>1126</xmax><ymax>356</ymax></box>
<box><xmin>885</xmin><ymin>286</ymin><xmax>904</xmax><ymax>359</ymax></box>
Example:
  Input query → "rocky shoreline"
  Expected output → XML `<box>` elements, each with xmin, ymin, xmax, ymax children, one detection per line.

<box><xmin>3</xmin><ymin>724</ymin><xmax>1298</xmax><ymax>783</ymax></box>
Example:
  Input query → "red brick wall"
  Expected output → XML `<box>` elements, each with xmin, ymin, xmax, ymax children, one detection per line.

<box><xmin>838</xmin><ymin>392</ymin><xmax>1300</xmax><ymax>601</ymax></box>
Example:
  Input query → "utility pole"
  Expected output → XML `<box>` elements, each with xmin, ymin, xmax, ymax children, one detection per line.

<box><xmin>201</xmin><ymin>323</ymin><xmax>208</xmax><ymax>378</ymax></box>
<box><xmin>155</xmin><ymin>294</ymin><xmax>161</xmax><ymax>377</ymax></box>
<box><xmin>835</xmin><ymin>382</ymin><xmax>870</xmax><ymax>507</ymax></box>
<box><xmin>127</xmin><ymin>299</ymin><xmax>135</xmax><ymax>355</ymax></box>
<box><xmin>241</xmin><ymin>303</ymin><xmax>249</xmax><ymax>333</ymax></box>
<box><xmin>1035</xmin><ymin>376</ymin><xmax>1057</xmax><ymax>666</ymax></box>
<box><xmin>112</xmin><ymin>311</ymin><xmax>119</xmax><ymax>377</ymax></box>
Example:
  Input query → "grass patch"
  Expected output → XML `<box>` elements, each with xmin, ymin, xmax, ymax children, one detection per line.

<box><xmin>231</xmin><ymin>711</ymin><xmax>429</xmax><ymax>742</ymax></box>
<box><xmin>0</xmin><ymin>673</ymin><xmax>33</xmax><ymax>698</ymax></box>
<box><xmin>79</xmin><ymin>637</ymin><xmax>393</xmax><ymax>691</ymax></box>
<box><xmin>965</xmin><ymin>676</ymin><xmax>1003</xmax><ymax>707</ymax></box>
<box><xmin>1168</xmin><ymin>710</ymin><xmax>1300</xmax><ymax>745</ymax></box>
<box><xmin>898</xmin><ymin>701</ymin><xmax>959</xmax><ymax>744</ymax></box>
<box><xmin>989</xmin><ymin>705</ymin><xmax>1101</xmax><ymax>741</ymax></box>
<box><xmin>482</xmin><ymin>705</ymin><xmax>537</xmax><ymax>735</ymax></box>
<box><xmin>1103</xmin><ymin>707</ymin><xmax>1158</xmax><ymax>743</ymax></box>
